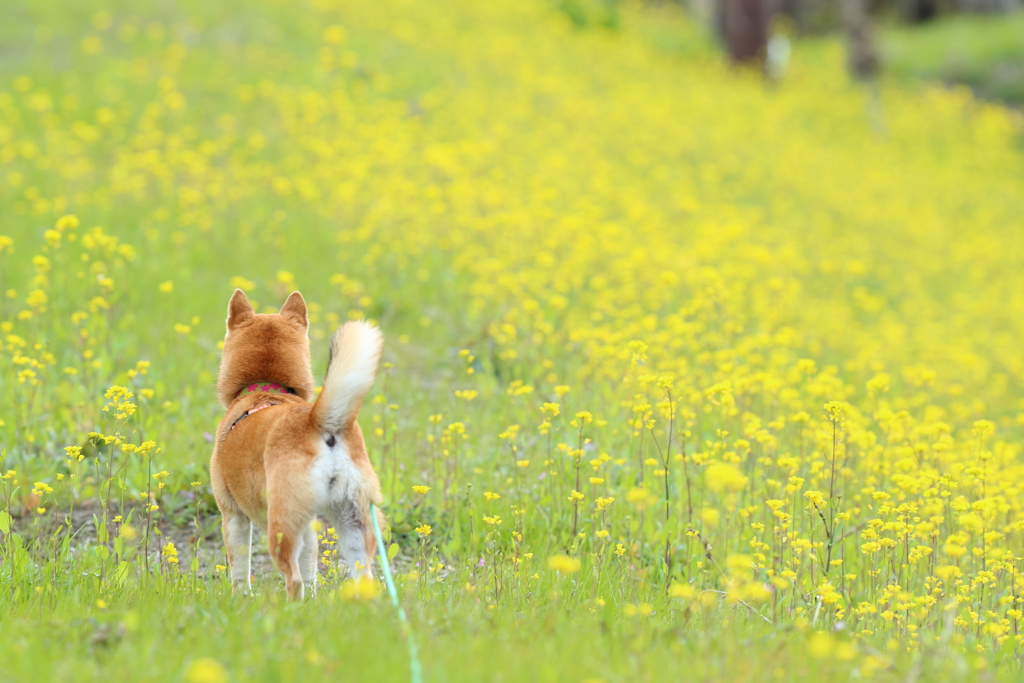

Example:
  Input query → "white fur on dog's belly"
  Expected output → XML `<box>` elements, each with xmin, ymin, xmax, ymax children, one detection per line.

<box><xmin>309</xmin><ymin>438</ymin><xmax>367</xmax><ymax>511</ymax></box>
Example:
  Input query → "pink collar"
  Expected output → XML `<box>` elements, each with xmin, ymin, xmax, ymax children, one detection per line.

<box><xmin>237</xmin><ymin>381</ymin><xmax>295</xmax><ymax>397</ymax></box>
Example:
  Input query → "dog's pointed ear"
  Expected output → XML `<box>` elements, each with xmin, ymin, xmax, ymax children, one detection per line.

<box><xmin>279</xmin><ymin>291</ymin><xmax>308</xmax><ymax>328</ymax></box>
<box><xmin>227</xmin><ymin>289</ymin><xmax>255</xmax><ymax>330</ymax></box>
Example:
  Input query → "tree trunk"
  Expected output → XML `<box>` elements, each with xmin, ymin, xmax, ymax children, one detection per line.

<box><xmin>898</xmin><ymin>0</ymin><xmax>939</xmax><ymax>23</ymax></box>
<box><xmin>841</xmin><ymin>0</ymin><xmax>880</xmax><ymax>80</ymax></box>
<box><xmin>719</xmin><ymin>0</ymin><xmax>777</xmax><ymax>64</ymax></box>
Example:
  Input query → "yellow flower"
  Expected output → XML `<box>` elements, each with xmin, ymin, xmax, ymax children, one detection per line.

<box><xmin>704</xmin><ymin>463</ymin><xmax>747</xmax><ymax>494</ymax></box>
<box><xmin>340</xmin><ymin>576</ymin><xmax>382</xmax><ymax>601</ymax></box>
<box><xmin>81</xmin><ymin>35</ymin><xmax>103</xmax><ymax>55</ymax></box>
<box><xmin>866</xmin><ymin>373</ymin><xmax>890</xmax><ymax>395</ymax></box>
<box><xmin>162</xmin><ymin>541</ymin><xmax>179</xmax><ymax>564</ymax></box>
<box><xmin>943</xmin><ymin>536</ymin><xmax>968</xmax><ymax>559</ymax></box>
<box><xmin>547</xmin><ymin>554</ymin><xmax>581</xmax><ymax>575</ymax></box>
<box><xmin>669</xmin><ymin>583</ymin><xmax>696</xmax><ymax>599</ymax></box>
<box><xmin>185</xmin><ymin>658</ymin><xmax>229</xmax><ymax>683</ymax></box>
<box><xmin>498</xmin><ymin>425</ymin><xmax>520</xmax><ymax>440</ymax></box>
<box><xmin>823</xmin><ymin>401</ymin><xmax>847</xmax><ymax>423</ymax></box>
<box><xmin>229</xmin><ymin>276</ymin><xmax>256</xmax><ymax>290</ymax></box>
<box><xmin>807</xmin><ymin>632</ymin><xmax>834</xmax><ymax>660</ymax></box>
<box><xmin>625</xmin><ymin>487</ymin><xmax>657</xmax><ymax>510</ymax></box>
<box><xmin>541</xmin><ymin>402</ymin><xmax>561</xmax><ymax>416</ymax></box>
<box><xmin>973</xmin><ymin>420</ymin><xmax>995</xmax><ymax>439</ymax></box>
<box><xmin>415</xmin><ymin>524</ymin><xmax>432</xmax><ymax>537</ymax></box>
<box><xmin>803</xmin><ymin>490</ymin><xmax>825</xmax><ymax>508</ymax></box>
<box><xmin>159</xmin><ymin>280</ymin><xmax>174</xmax><ymax>293</ymax></box>
<box><xmin>323</xmin><ymin>25</ymin><xmax>347</xmax><ymax>43</ymax></box>
<box><xmin>701</xmin><ymin>508</ymin><xmax>721</xmax><ymax>527</ymax></box>
<box><xmin>55</xmin><ymin>215</ymin><xmax>79</xmax><ymax>231</ymax></box>
<box><xmin>412</xmin><ymin>485</ymin><xmax>430</xmax><ymax>494</ymax></box>
<box><xmin>25</xmin><ymin>289</ymin><xmax>47</xmax><ymax>309</ymax></box>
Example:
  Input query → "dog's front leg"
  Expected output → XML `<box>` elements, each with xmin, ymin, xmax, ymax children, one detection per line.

<box><xmin>223</xmin><ymin>511</ymin><xmax>253</xmax><ymax>594</ymax></box>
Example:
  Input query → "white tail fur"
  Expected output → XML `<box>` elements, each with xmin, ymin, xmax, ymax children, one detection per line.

<box><xmin>311</xmin><ymin>321</ymin><xmax>383</xmax><ymax>434</ymax></box>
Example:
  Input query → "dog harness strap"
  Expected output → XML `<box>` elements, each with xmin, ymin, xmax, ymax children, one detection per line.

<box><xmin>228</xmin><ymin>402</ymin><xmax>279</xmax><ymax>431</ymax></box>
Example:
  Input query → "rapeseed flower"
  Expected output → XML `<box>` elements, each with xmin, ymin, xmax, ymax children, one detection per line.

<box><xmin>547</xmin><ymin>555</ymin><xmax>581</xmax><ymax>575</ymax></box>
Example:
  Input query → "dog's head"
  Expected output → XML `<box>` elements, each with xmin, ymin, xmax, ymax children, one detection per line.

<box><xmin>216</xmin><ymin>289</ymin><xmax>317</xmax><ymax>407</ymax></box>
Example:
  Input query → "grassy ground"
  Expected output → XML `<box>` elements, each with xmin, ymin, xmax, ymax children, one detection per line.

<box><xmin>882</xmin><ymin>10</ymin><xmax>1024</xmax><ymax>105</ymax></box>
<box><xmin>2</xmin><ymin>0</ymin><xmax>1024</xmax><ymax>681</ymax></box>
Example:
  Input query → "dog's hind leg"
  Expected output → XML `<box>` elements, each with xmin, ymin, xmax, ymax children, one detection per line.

<box><xmin>299</xmin><ymin>523</ymin><xmax>319</xmax><ymax>596</ymax></box>
<box><xmin>328</xmin><ymin>499</ymin><xmax>375</xmax><ymax>580</ymax></box>
<box><xmin>222</xmin><ymin>510</ymin><xmax>253</xmax><ymax>594</ymax></box>
<box><xmin>267</xmin><ymin>513</ymin><xmax>309</xmax><ymax>601</ymax></box>
<box><xmin>266</xmin><ymin>454</ymin><xmax>319</xmax><ymax>601</ymax></box>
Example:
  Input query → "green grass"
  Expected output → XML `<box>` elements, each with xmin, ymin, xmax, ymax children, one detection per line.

<box><xmin>882</xmin><ymin>11</ymin><xmax>1024</xmax><ymax>104</ymax></box>
<box><xmin>0</xmin><ymin>534</ymin><xmax>1000</xmax><ymax>683</ymax></box>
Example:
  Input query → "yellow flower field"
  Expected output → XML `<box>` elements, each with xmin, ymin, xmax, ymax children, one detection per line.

<box><xmin>1</xmin><ymin>0</ymin><xmax>1024</xmax><ymax>680</ymax></box>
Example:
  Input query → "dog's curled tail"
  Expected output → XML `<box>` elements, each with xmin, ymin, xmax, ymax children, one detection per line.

<box><xmin>311</xmin><ymin>320</ymin><xmax>383</xmax><ymax>434</ymax></box>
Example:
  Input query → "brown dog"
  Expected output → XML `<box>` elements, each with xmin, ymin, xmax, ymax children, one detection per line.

<box><xmin>209</xmin><ymin>289</ymin><xmax>383</xmax><ymax>600</ymax></box>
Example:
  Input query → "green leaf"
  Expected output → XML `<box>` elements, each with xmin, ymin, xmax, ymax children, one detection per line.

<box><xmin>387</xmin><ymin>542</ymin><xmax>399</xmax><ymax>560</ymax></box>
<box><xmin>93</xmin><ymin>513</ymin><xmax>107</xmax><ymax>544</ymax></box>
<box><xmin>116</xmin><ymin>561</ymin><xmax>129</xmax><ymax>587</ymax></box>
<box><xmin>0</xmin><ymin>510</ymin><xmax>11</xmax><ymax>534</ymax></box>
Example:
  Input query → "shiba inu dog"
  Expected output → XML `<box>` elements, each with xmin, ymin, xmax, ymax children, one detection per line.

<box><xmin>209</xmin><ymin>289</ymin><xmax>384</xmax><ymax>600</ymax></box>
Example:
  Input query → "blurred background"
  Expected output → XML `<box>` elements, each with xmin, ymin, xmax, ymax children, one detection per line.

<box><xmin>564</xmin><ymin>0</ymin><xmax>1024</xmax><ymax>103</ymax></box>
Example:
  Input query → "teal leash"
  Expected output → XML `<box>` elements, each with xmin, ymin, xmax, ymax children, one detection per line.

<box><xmin>369</xmin><ymin>502</ymin><xmax>423</xmax><ymax>683</ymax></box>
